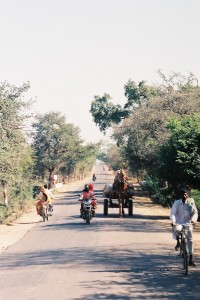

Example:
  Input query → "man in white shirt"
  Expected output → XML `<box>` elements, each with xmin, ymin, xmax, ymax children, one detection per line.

<box><xmin>170</xmin><ymin>188</ymin><xmax>198</xmax><ymax>266</ymax></box>
<box><xmin>44</xmin><ymin>184</ymin><xmax>55</xmax><ymax>199</ymax></box>
<box><xmin>44</xmin><ymin>184</ymin><xmax>55</xmax><ymax>213</ymax></box>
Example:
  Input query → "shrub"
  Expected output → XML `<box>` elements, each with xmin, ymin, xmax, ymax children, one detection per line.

<box><xmin>191</xmin><ymin>189</ymin><xmax>200</xmax><ymax>209</ymax></box>
<box><xmin>143</xmin><ymin>176</ymin><xmax>172</xmax><ymax>207</ymax></box>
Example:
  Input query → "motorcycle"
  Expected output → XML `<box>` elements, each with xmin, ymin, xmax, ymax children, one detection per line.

<box><xmin>78</xmin><ymin>196</ymin><xmax>96</xmax><ymax>224</ymax></box>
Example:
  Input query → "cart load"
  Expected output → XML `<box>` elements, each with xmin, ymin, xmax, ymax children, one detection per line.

<box><xmin>103</xmin><ymin>183</ymin><xmax>134</xmax><ymax>216</ymax></box>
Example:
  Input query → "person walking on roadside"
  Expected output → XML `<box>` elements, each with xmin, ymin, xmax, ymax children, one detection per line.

<box><xmin>170</xmin><ymin>188</ymin><xmax>198</xmax><ymax>266</ymax></box>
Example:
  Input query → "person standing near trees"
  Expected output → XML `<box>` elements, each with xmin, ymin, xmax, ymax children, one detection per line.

<box><xmin>170</xmin><ymin>188</ymin><xmax>198</xmax><ymax>266</ymax></box>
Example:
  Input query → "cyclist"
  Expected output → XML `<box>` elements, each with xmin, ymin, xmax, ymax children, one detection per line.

<box><xmin>170</xmin><ymin>188</ymin><xmax>198</xmax><ymax>266</ymax></box>
<box><xmin>44</xmin><ymin>184</ymin><xmax>55</xmax><ymax>213</ymax></box>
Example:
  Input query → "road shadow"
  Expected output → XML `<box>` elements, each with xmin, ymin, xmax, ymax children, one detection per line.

<box><xmin>38</xmin><ymin>214</ymin><xmax>168</xmax><ymax>233</ymax></box>
<box><xmin>1</xmin><ymin>245</ymin><xmax>200</xmax><ymax>299</ymax></box>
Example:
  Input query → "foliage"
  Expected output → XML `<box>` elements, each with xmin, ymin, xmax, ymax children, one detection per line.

<box><xmin>32</xmin><ymin>112</ymin><xmax>99</xmax><ymax>184</ymax></box>
<box><xmin>90</xmin><ymin>82</ymin><xmax>158</xmax><ymax>133</ymax></box>
<box><xmin>0</xmin><ymin>81</ymin><xmax>34</xmax><ymax>203</ymax></box>
<box><xmin>90</xmin><ymin>72</ymin><xmax>200</xmax><ymax>200</ymax></box>
<box><xmin>105</xmin><ymin>143</ymin><xmax>124</xmax><ymax>171</ymax></box>
<box><xmin>62</xmin><ymin>143</ymin><xmax>99</xmax><ymax>176</ymax></box>
<box><xmin>32</xmin><ymin>112</ymin><xmax>83</xmax><ymax>178</ymax></box>
<box><xmin>112</xmin><ymin>73</ymin><xmax>200</xmax><ymax>181</ymax></box>
<box><xmin>124</xmin><ymin>80</ymin><xmax>157</xmax><ymax>108</ymax></box>
<box><xmin>142</xmin><ymin>176</ymin><xmax>172</xmax><ymax>208</ymax></box>
<box><xmin>158</xmin><ymin>114</ymin><xmax>200</xmax><ymax>189</ymax></box>
<box><xmin>90</xmin><ymin>94</ymin><xmax>127</xmax><ymax>132</ymax></box>
<box><xmin>191</xmin><ymin>189</ymin><xmax>200</xmax><ymax>212</ymax></box>
<box><xmin>96</xmin><ymin>141</ymin><xmax>124</xmax><ymax>171</ymax></box>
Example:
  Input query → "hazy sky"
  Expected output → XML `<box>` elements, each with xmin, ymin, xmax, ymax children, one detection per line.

<box><xmin>0</xmin><ymin>0</ymin><xmax>200</xmax><ymax>143</ymax></box>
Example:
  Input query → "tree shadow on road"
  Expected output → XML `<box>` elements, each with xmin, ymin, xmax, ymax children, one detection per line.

<box><xmin>1</xmin><ymin>244</ymin><xmax>200</xmax><ymax>299</ymax></box>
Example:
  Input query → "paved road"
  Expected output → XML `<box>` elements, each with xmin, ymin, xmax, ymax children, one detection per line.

<box><xmin>0</xmin><ymin>164</ymin><xmax>200</xmax><ymax>299</ymax></box>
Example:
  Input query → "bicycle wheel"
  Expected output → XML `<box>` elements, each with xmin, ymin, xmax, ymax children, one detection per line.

<box><xmin>182</xmin><ymin>241</ymin><xmax>188</xmax><ymax>275</ymax></box>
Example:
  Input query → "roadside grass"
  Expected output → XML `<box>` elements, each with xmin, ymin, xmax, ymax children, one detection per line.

<box><xmin>0</xmin><ymin>199</ymin><xmax>35</xmax><ymax>225</ymax></box>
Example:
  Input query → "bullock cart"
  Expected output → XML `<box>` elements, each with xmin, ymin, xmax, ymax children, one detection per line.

<box><xmin>103</xmin><ymin>184</ymin><xmax>134</xmax><ymax>217</ymax></box>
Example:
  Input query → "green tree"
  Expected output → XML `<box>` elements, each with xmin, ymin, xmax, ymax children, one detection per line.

<box><xmin>90</xmin><ymin>94</ymin><xmax>126</xmax><ymax>132</ymax></box>
<box><xmin>124</xmin><ymin>79</ymin><xmax>157</xmax><ymax>108</ymax></box>
<box><xmin>32</xmin><ymin>111</ymin><xmax>83</xmax><ymax>187</ymax></box>
<box><xmin>106</xmin><ymin>143</ymin><xmax>125</xmax><ymax>171</ymax></box>
<box><xmin>112</xmin><ymin>72</ymin><xmax>200</xmax><ymax>180</ymax></box>
<box><xmin>71</xmin><ymin>143</ymin><xmax>99</xmax><ymax>177</ymax></box>
<box><xmin>90</xmin><ymin>81</ymin><xmax>158</xmax><ymax>132</ymax></box>
<box><xmin>158</xmin><ymin>114</ymin><xmax>200</xmax><ymax>190</ymax></box>
<box><xmin>0</xmin><ymin>81</ymin><xmax>33</xmax><ymax>205</ymax></box>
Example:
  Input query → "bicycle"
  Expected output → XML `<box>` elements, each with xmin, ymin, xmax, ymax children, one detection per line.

<box><xmin>172</xmin><ymin>224</ymin><xmax>191</xmax><ymax>275</ymax></box>
<box><xmin>179</xmin><ymin>225</ymin><xmax>189</xmax><ymax>275</ymax></box>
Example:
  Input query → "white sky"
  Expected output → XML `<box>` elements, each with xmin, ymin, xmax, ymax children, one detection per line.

<box><xmin>0</xmin><ymin>0</ymin><xmax>200</xmax><ymax>143</ymax></box>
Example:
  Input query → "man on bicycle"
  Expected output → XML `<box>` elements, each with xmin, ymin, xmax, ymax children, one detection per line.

<box><xmin>170</xmin><ymin>188</ymin><xmax>198</xmax><ymax>266</ymax></box>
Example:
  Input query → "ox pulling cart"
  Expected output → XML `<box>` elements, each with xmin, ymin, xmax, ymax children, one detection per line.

<box><xmin>103</xmin><ymin>183</ymin><xmax>134</xmax><ymax>217</ymax></box>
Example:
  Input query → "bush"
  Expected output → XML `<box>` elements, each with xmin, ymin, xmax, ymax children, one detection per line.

<box><xmin>143</xmin><ymin>176</ymin><xmax>172</xmax><ymax>207</ymax></box>
<box><xmin>191</xmin><ymin>189</ymin><xmax>200</xmax><ymax>209</ymax></box>
<box><xmin>191</xmin><ymin>189</ymin><xmax>200</xmax><ymax>221</ymax></box>
<box><xmin>140</xmin><ymin>176</ymin><xmax>159</xmax><ymax>195</ymax></box>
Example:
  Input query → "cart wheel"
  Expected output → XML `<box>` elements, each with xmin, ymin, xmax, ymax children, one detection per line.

<box><xmin>128</xmin><ymin>199</ymin><xmax>133</xmax><ymax>216</ymax></box>
<box><xmin>104</xmin><ymin>199</ymin><xmax>108</xmax><ymax>215</ymax></box>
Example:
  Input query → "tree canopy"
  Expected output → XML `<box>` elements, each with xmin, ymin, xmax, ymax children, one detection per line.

<box><xmin>90</xmin><ymin>71</ymin><xmax>200</xmax><ymax>193</ymax></box>
<box><xmin>158</xmin><ymin>114</ymin><xmax>200</xmax><ymax>189</ymax></box>
<box><xmin>0</xmin><ymin>81</ymin><xmax>34</xmax><ymax>203</ymax></box>
<box><xmin>32</xmin><ymin>111</ymin><xmax>83</xmax><ymax>182</ymax></box>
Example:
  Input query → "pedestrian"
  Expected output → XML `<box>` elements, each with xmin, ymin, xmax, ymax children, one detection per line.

<box><xmin>170</xmin><ymin>188</ymin><xmax>198</xmax><ymax>266</ymax></box>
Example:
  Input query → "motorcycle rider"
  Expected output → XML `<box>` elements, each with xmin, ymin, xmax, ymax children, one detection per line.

<box><xmin>79</xmin><ymin>184</ymin><xmax>95</xmax><ymax>217</ymax></box>
<box><xmin>44</xmin><ymin>184</ymin><xmax>55</xmax><ymax>214</ymax></box>
<box><xmin>36</xmin><ymin>187</ymin><xmax>50</xmax><ymax>216</ymax></box>
<box><xmin>89</xmin><ymin>183</ymin><xmax>97</xmax><ymax>216</ymax></box>
<box><xmin>92</xmin><ymin>173</ymin><xmax>96</xmax><ymax>181</ymax></box>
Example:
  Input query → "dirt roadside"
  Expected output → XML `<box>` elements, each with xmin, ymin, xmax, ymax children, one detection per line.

<box><xmin>1</xmin><ymin>173</ymin><xmax>200</xmax><ymax>259</ymax></box>
<box><xmin>0</xmin><ymin>176</ymin><xmax>92</xmax><ymax>254</ymax></box>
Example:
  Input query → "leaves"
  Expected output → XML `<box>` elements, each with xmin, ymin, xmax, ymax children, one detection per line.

<box><xmin>0</xmin><ymin>82</ymin><xmax>33</xmax><ymax>185</ymax></box>
<box><xmin>32</xmin><ymin>111</ymin><xmax>85</xmax><ymax>177</ymax></box>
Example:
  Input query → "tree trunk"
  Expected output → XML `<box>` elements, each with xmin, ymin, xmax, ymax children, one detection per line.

<box><xmin>2</xmin><ymin>181</ymin><xmax>8</xmax><ymax>206</ymax></box>
<box><xmin>49</xmin><ymin>170</ymin><xmax>54</xmax><ymax>189</ymax></box>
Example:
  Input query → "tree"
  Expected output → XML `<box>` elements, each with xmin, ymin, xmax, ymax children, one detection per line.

<box><xmin>90</xmin><ymin>94</ymin><xmax>126</xmax><ymax>132</ymax></box>
<box><xmin>112</xmin><ymin>72</ymin><xmax>200</xmax><ymax>179</ymax></box>
<box><xmin>124</xmin><ymin>79</ymin><xmax>157</xmax><ymax>108</ymax></box>
<box><xmin>0</xmin><ymin>81</ymin><xmax>33</xmax><ymax>205</ymax></box>
<box><xmin>90</xmin><ymin>81</ymin><xmax>158</xmax><ymax>132</ymax></box>
<box><xmin>32</xmin><ymin>111</ymin><xmax>83</xmax><ymax>187</ymax></box>
<box><xmin>158</xmin><ymin>114</ymin><xmax>200</xmax><ymax>190</ymax></box>
<box><xmin>70</xmin><ymin>143</ymin><xmax>99</xmax><ymax>177</ymax></box>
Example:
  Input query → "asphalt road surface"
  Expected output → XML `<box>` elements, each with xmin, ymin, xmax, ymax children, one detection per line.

<box><xmin>0</xmin><ymin>164</ymin><xmax>200</xmax><ymax>300</ymax></box>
